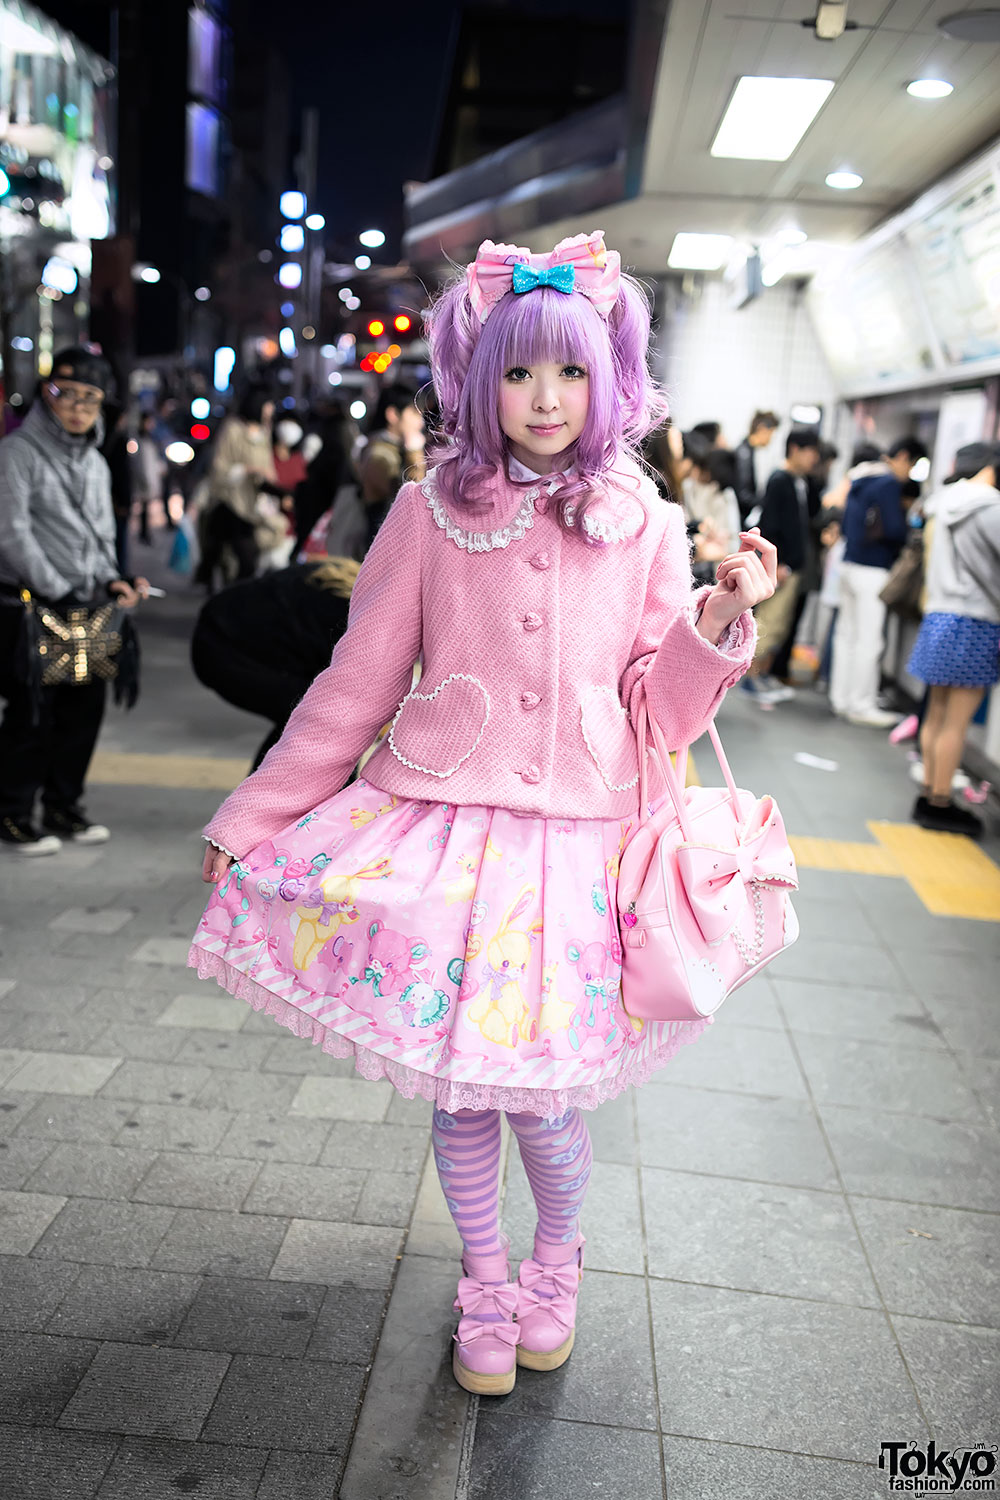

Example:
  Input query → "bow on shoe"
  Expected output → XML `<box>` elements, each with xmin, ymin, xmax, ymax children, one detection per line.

<box><xmin>467</xmin><ymin>231</ymin><xmax>621</xmax><ymax>323</ymax></box>
<box><xmin>454</xmin><ymin>1277</ymin><xmax>519</xmax><ymax>1319</ymax></box>
<box><xmin>518</xmin><ymin>1260</ymin><xmax>580</xmax><ymax>1299</ymax></box>
<box><xmin>676</xmin><ymin>797</ymin><xmax>798</xmax><ymax>944</ymax></box>
<box><xmin>455</xmin><ymin>1316</ymin><xmax>522</xmax><ymax>1348</ymax></box>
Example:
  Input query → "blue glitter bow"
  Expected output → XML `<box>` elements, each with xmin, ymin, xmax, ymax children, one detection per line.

<box><xmin>512</xmin><ymin>262</ymin><xmax>576</xmax><ymax>296</ymax></box>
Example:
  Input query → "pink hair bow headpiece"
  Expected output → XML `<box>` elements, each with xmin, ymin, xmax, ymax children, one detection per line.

<box><xmin>467</xmin><ymin>231</ymin><xmax>621</xmax><ymax>324</ymax></box>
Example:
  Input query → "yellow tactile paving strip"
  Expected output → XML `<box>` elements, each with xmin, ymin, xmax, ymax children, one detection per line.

<box><xmin>89</xmin><ymin>751</ymin><xmax>250</xmax><ymax>791</ymax></box>
<box><xmin>87</xmin><ymin>751</ymin><xmax>1000</xmax><ymax>921</ymax></box>
<box><xmin>868</xmin><ymin>820</ymin><xmax>1000</xmax><ymax>921</ymax></box>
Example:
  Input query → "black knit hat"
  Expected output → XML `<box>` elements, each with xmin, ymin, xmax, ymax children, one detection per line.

<box><xmin>952</xmin><ymin>441</ymin><xmax>1000</xmax><ymax>480</ymax></box>
<box><xmin>50</xmin><ymin>346</ymin><xmax>113</xmax><ymax>396</ymax></box>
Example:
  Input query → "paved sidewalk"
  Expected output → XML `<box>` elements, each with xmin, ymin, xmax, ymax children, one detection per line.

<box><xmin>1</xmin><ymin>547</ymin><xmax>997</xmax><ymax>1499</ymax></box>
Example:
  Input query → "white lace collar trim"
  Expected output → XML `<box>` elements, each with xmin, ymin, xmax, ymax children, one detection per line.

<box><xmin>422</xmin><ymin>467</ymin><xmax>644</xmax><ymax>552</ymax></box>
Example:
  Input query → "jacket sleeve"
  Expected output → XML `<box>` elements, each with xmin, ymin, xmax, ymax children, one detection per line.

<box><xmin>620</xmin><ymin>503</ymin><xmax>754</xmax><ymax>750</ymax></box>
<box><xmin>93</xmin><ymin>458</ymin><xmax>120</xmax><ymax>586</ymax></box>
<box><xmin>877</xmin><ymin>476</ymin><xmax>907</xmax><ymax>544</ymax></box>
<box><xmin>203</xmin><ymin>482</ymin><xmax>424</xmax><ymax>857</ymax></box>
<box><xmin>0</xmin><ymin>441</ymin><xmax>73</xmax><ymax>600</ymax></box>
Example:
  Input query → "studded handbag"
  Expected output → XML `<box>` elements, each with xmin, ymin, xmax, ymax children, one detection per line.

<box><xmin>616</xmin><ymin>694</ymin><xmax>799</xmax><ymax>1024</ymax></box>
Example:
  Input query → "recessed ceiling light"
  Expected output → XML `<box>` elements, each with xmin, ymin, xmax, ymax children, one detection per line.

<box><xmin>668</xmin><ymin>233</ymin><xmax>734</xmax><ymax>271</ymax></box>
<box><xmin>826</xmin><ymin>170</ymin><xmax>864</xmax><ymax>190</ymax></box>
<box><xmin>906</xmin><ymin>78</ymin><xmax>954</xmax><ymax>98</ymax></box>
<box><xmin>711</xmin><ymin>77</ymin><xmax>835</xmax><ymax>162</ymax></box>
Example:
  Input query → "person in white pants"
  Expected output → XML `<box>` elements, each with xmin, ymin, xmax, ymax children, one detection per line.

<box><xmin>830</xmin><ymin>558</ymin><xmax>892</xmax><ymax>719</ymax></box>
<box><xmin>830</xmin><ymin>438</ymin><xmax>926</xmax><ymax>726</ymax></box>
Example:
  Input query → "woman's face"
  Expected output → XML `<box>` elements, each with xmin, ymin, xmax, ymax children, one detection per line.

<box><xmin>499</xmin><ymin>358</ymin><xmax>589</xmax><ymax>475</ymax></box>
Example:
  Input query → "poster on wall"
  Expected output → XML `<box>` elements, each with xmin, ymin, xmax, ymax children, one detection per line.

<box><xmin>929</xmin><ymin>389</ymin><xmax>989</xmax><ymax>490</ymax></box>
<box><xmin>807</xmin><ymin>240</ymin><xmax>936</xmax><ymax>393</ymax></box>
<box><xmin>906</xmin><ymin>169</ymin><xmax>1000</xmax><ymax>367</ymax></box>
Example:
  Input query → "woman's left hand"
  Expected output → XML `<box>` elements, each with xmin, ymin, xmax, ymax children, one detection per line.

<box><xmin>696</xmin><ymin>528</ymin><xmax>778</xmax><ymax>643</ymax></box>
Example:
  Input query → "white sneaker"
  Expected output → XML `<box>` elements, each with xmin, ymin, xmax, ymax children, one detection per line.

<box><xmin>759</xmin><ymin>676</ymin><xmax>797</xmax><ymax>703</ymax></box>
<box><xmin>41</xmin><ymin>809</ymin><xmax>111</xmax><ymax>844</ymax></box>
<box><xmin>0</xmin><ymin>817</ymin><xmax>62</xmax><ymax>856</ymax></box>
<box><xmin>846</xmin><ymin>709</ymin><xmax>900</xmax><ymax>729</ymax></box>
<box><xmin>908</xmin><ymin>760</ymin><xmax>971</xmax><ymax>791</ymax></box>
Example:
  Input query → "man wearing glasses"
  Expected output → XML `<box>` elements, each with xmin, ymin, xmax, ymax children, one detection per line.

<box><xmin>0</xmin><ymin>346</ymin><xmax>148</xmax><ymax>855</ymax></box>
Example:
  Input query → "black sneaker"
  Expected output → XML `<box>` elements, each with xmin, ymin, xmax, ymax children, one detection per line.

<box><xmin>913</xmin><ymin>800</ymin><xmax>983</xmax><ymax>838</ymax></box>
<box><xmin>42</xmin><ymin>807</ymin><xmax>111</xmax><ymax>845</ymax></box>
<box><xmin>0</xmin><ymin>815</ymin><xmax>62</xmax><ymax>856</ymax></box>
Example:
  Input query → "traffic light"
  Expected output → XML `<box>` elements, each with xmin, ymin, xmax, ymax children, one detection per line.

<box><xmin>367</xmin><ymin>318</ymin><xmax>385</xmax><ymax>338</ymax></box>
<box><xmin>393</xmin><ymin>314</ymin><xmax>411</xmax><ymax>333</ymax></box>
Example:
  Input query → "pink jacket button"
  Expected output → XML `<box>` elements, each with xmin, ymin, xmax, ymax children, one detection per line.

<box><xmin>522</xmin><ymin>612</ymin><xmax>543</xmax><ymax>631</ymax></box>
<box><xmin>521</xmin><ymin>764</ymin><xmax>541</xmax><ymax>784</ymax></box>
<box><xmin>520</xmin><ymin>691</ymin><xmax>541</xmax><ymax>709</ymax></box>
<box><xmin>530</xmin><ymin>553</ymin><xmax>550</xmax><ymax>570</ymax></box>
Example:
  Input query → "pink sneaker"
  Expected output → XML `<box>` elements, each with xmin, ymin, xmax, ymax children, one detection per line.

<box><xmin>515</xmin><ymin>1232</ymin><xmax>585</xmax><ymax>1371</ymax></box>
<box><xmin>452</xmin><ymin>1240</ymin><xmax>521</xmax><ymax>1395</ymax></box>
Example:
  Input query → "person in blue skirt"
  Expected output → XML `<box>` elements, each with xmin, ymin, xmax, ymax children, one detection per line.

<box><xmin>909</xmin><ymin>441</ymin><xmax>1000</xmax><ymax>836</ymax></box>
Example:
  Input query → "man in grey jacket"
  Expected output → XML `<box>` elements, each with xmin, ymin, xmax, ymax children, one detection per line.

<box><xmin>0</xmin><ymin>347</ymin><xmax>146</xmax><ymax>855</ymax></box>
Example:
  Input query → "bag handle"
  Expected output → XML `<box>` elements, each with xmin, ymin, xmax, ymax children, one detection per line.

<box><xmin>635</xmin><ymin>693</ymin><xmax>743</xmax><ymax>838</ymax></box>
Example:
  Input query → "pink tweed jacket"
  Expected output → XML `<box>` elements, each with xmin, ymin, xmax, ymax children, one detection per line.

<box><xmin>204</xmin><ymin>458</ymin><xmax>755</xmax><ymax>858</ymax></box>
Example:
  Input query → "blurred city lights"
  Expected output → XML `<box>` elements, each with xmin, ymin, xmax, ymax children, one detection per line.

<box><xmin>280</xmin><ymin>224</ymin><xmax>305</xmax><ymax>252</ymax></box>
<box><xmin>278</xmin><ymin>262</ymin><xmax>303</xmax><ymax>289</ymax></box>
<box><xmin>280</xmin><ymin>190</ymin><xmax>306</xmax><ymax>219</ymax></box>
<box><xmin>11</xmin><ymin>336</ymin><xmax>34</xmax><ymax>352</ymax></box>
<box><xmin>338</xmin><ymin>333</ymin><xmax>356</xmax><ymax>349</ymax></box>
<box><xmin>328</xmin><ymin>371</ymin><xmax>342</xmax><ymax>385</ymax></box>
<box><xmin>165</xmin><ymin>441</ymin><xmax>195</xmax><ymax>464</ymax></box>
<box><xmin>350</xmin><ymin>400</ymin><xmax>367</xmax><ymax>419</ymax></box>
<box><xmin>280</xmin><ymin>301</ymin><xmax>295</xmax><ymax>317</ymax></box>
<box><xmin>387</xmin><ymin>344</ymin><xmax>402</xmax><ymax>358</ymax></box>
<box><xmin>393</xmin><ymin>314</ymin><xmax>412</xmax><ymax>333</ymax></box>
<box><xmin>305</xmin><ymin>213</ymin><xmax>325</xmax><ymax>230</ymax></box>
<box><xmin>302</xmin><ymin>325</ymin><xmax>316</xmax><ymax>339</ymax></box>
<box><xmin>41</xmin><ymin>257</ymin><xmax>78</xmax><ymax>295</ymax></box>
<box><xmin>359</xmin><ymin>229</ymin><xmax>385</xmax><ymax>248</ymax></box>
<box><xmin>320</xmin><ymin>344</ymin><xmax>337</xmax><ymax>357</ymax></box>
<box><xmin>191</xmin><ymin>397</ymin><xmax>211</xmax><ymax>419</ymax></box>
<box><xmin>190</xmin><ymin>423</ymin><xmax>211</xmax><ymax>441</ymax></box>
<box><xmin>344</xmin><ymin>296</ymin><xmax>361</xmax><ymax>310</ymax></box>
<box><xmin>278</xmin><ymin>326</ymin><xmax>297</xmax><ymax>357</ymax></box>
<box><xmin>194</xmin><ymin>286</ymin><xmax>211</xmax><ymax>301</ymax></box>
<box><xmin>138</xmin><ymin>265</ymin><xmax>161</xmax><ymax>283</ymax></box>
<box><xmin>0</xmin><ymin>168</ymin><xmax>10</xmax><ymax>196</ymax></box>
<box><xmin>338</xmin><ymin>288</ymin><xmax>354</xmax><ymax>303</ymax></box>
<box><xmin>368</xmin><ymin>319</ymin><xmax>385</xmax><ymax>337</ymax></box>
<box><xmin>126</xmin><ymin>439</ymin><xmax>138</xmax><ymax>455</ymax></box>
<box><xmin>354</xmin><ymin>254</ymin><xmax>372</xmax><ymax>270</ymax></box>
<box><xmin>213</xmin><ymin>345</ymin><xmax>236</xmax><ymax>391</ymax></box>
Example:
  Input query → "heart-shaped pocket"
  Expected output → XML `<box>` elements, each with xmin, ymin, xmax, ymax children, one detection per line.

<box><xmin>580</xmin><ymin>686</ymin><xmax>639</xmax><ymax>791</ymax></box>
<box><xmin>389</xmin><ymin>673</ymin><xmax>491</xmax><ymax>778</ymax></box>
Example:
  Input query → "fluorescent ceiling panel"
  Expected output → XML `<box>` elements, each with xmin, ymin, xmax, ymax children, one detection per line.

<box><xmin>668</xmin><ymin>233</ymin><xmax>734</xmax><ymax>270</ymax></box>
<box><xmin>711</xmin><ymin>77</ymin><xmax>835</xmax><ymax>161</ymax></box>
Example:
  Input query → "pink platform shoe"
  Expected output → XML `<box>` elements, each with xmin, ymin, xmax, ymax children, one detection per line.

<box><xmin>515</xmin><ymin>1231</ymin><xmax>585</xmax><ymax>1371</ymax></box>
<box><xmin>452</xmin><ymin>1240</ymin><xmax>521</xmax><ymax>1396</ymax></box>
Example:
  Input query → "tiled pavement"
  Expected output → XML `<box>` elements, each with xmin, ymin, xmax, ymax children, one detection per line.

<box><xmin>1</xmin><ymin>551</ymin><xmax>998</xmax><ymax>1499</ymax></box>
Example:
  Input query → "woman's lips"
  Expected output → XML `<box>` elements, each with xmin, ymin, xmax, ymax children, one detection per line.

<box><xmin>527</xmin><ymin>423</ymin><xmax>564</xmax><ymax>435</ymax></box>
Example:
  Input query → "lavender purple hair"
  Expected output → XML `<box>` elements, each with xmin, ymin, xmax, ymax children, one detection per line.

<box><xmin>425</xmin><ymin>268</ymin><xmax>669</xmax><ymax>533</ymax></box>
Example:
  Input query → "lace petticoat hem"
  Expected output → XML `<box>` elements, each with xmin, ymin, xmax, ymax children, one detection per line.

<box><xmin>188</xmin><ymin>946</ymin><xmax>711</xmax><ymax>1119</ymax></box>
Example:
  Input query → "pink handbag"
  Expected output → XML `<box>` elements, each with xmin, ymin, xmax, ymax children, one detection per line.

<box><xmin>617</xmin><ymin>696</ymin><xmax>799</xmax><ymax>1024</ymax></box>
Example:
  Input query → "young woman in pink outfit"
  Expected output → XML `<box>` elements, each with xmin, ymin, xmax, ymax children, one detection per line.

<box><xmin>189</xmin><ymin>231</ymin><xmax>777</xmax><ymax>1395</ymax></box>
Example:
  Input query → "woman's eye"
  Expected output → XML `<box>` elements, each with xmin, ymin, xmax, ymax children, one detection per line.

<box><xmin>504</xmin><ymin>367</ymin><xmax>530</xmax><ymax>382</ymax></box>
<box><xmin>561</xmin><ymin>365</ymin><xmax>587</xmax><ymax>379</ymax></box>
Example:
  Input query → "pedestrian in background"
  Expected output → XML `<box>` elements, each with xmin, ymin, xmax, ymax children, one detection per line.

<box><xmin>190</xmin><ymin>232</ymin><xmax>776</xmax><ymax>1400</ymax></box>
<box><xmin>830</xmin><ymin>435</ymin><xmax>927</xmax><ymax>727</ymax></box>
<box><xmin>769</xmin><ymin>439</ymin><xmax>838</xmax><ymax>684</ymax></box>
<box><xmin>131</xmin><ymin>410</ymin><xmax>165</xmax><ymax>545</ymax></box>
<box><xmin>908</xmin><ymin>440</ymin><xmax>1000</xmax><ymax>837</ymax></box>
<box><xmin>743</xmin><ymin>427</ymin><xmax>820</xmax><ymax>703</ymax></box>
<box><xmin>0</xmin><ymin>347</ymin><xmax>148</xmax><ymax>855</ymax></box>
<box><xmin>358</xmin><ymin>383</ymin><xmax>426</xmax><ymax>547</ymax></box>
<box><xmin>683</xmin><ymin>445</ymin><xmax>741</xmax><ymax>578</ymax></box>
<box><xmin>197</xmin><ymin>386</ymin><xmax>279</xmax><ymax>589</ymax></box>
<box><xmin>733</xmin><ymin>410</ymin><xmax>779</xmax><ymax>524</ymax></box>
<box><xmin>293</xmin><ymin>404</ymin><xmax>357</xmax><ymax>554</ymax></box>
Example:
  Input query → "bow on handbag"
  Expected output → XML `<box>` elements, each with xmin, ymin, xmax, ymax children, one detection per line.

<box><xmin>467</xmin><ymin>230</ymin><xmax>621</xmax><ymax>324</ymax></box>
<box><xmin>675</xmin><ymin>797</ymin><xmax>798</xmax><ymax>945</ymax></box>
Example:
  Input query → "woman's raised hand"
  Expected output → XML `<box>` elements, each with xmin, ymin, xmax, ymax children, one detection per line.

<box><xmin>696</xmin><ymin>527</ymin><xmax>778</xmax><ymax>642</ymax></box>
<box><xmin>202</xmin><ymin>843</ymin><xmax>234</xmax><ymax>884</ymax></box>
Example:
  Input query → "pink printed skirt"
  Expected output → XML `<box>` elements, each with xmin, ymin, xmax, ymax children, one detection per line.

<box><xmin>188</xmin><ymin>779</ymin><xmax>711</xmax><ymax>1117</ymax></box>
